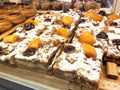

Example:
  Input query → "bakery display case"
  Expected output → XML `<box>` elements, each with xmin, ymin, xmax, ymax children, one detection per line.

<box><xmin>0</xmin><ymin>0</ymin><xmax>120</xmax><ymax>90</ymax></box>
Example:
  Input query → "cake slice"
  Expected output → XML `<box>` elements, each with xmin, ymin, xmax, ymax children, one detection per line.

<box><xmin>104</xmin><ymin>33</ymin><xmax>120</xmax><ymax>64</ymax></box>
<box><xmin>14</xmin><ymin>24</ymin><xmax>73</xmax><ymax>72</ymax></box>
<box><xmin>50</xmin><ymin>27</ymin><xmax>103</xmax><ymax>89</ymax></box>
<box><xmin>0</xmin><ymin>18</ymin><xmax>45</xmax><ymax>65</ymax></box>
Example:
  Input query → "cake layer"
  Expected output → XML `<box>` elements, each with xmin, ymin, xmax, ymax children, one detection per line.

<box><xmin>0</xmin><ymin>9</ymin><xmax>81</xmax><ymax>72</ymax></box>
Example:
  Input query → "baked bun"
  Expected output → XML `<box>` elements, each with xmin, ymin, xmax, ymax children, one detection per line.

<box><xmin>20</xmin><ymin>5</ymin><xmax>37</xmax><ymax>17</ymax></box>
<box><xmin>52</xmin><ymin>1</ymin><xmax>62</xmax><ymax>10</ymax></box>
<box><xmin>0</xmin><ymin>8</ymin><xmax>8</xmax><ymax>19</ymax></box>
<box><xmin>7</xmin><ymin>12</ymin><xmax>26</xmax><ymax>24</ymax></box>
<box><xmin>0</xmin><ymin>18</ymin><xmax>13</xmax><ymax>33</ymax></box>
<box><xmin>7</xmin><ymin>5</ymin><xmax>20</xmax><ymax>14</ymax></box>
<box><xmin>84</xmin><ymin>1</ymin><xmax>100</xmax><ymax>11</ymax></box>
<box><xmin>0</xmin><ymin>8</ymin><xmax>7</xmax><ymax>15</ymax></box>
<box><xmin>41</xmin><ymin>0</ymin><xmax>51</xmax><ymax>10</ymax></box>
<box><xmin>74</xmin><ymin>1</ymin><xmax>84</xmax><ymax>11</ymax></box>
<box><xmin>63</xmin><ymin>2</ymin><xmax>72</xmax><ymax>10</ymax></box>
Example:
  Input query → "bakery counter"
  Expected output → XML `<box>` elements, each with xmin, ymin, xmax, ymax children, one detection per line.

<box><xmin>0</xmin><ymin>64</ymin><xmax>120</xmax><ymax>90</ymax></box>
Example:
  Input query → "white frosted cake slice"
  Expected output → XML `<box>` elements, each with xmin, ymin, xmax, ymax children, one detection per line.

<box><xmin>0</xmin><ymin>18</ymin><xmax>46</xmax><ymax>65</ymax></box>
<box><xmin>104</xmin><ymin>33</ymin><xmax>120</xmax><ymax>64</ymax></box>
<box><xmin>14</xmin><ymin>24</ymin><xmax>73</xmax><ymax>71</ymax></box>
<box><xmin>99</xmin><ymin>14</ymin><xmax>120</xmax><ymax>64</ymax></box>
<box><xmin>0</xmin><ymin>33</ymin><xmax>20</xmax><ymax>65</ymax></box>
<box><xmin>50</xmin><ymin>27</ymin><xmax>103</xmax><ymax>89</ymax></box>
<box><xmin>0</xmin><ymin>9</ymin><xmax>80</xmax><ymax>71</ymax></box>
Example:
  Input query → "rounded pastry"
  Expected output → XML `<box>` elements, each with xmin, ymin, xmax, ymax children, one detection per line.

<box><xmin>63</xmin><ymin>2</ymin><xmax>72</xmax><ymax>10</ymax></box>
<box><xmin>32</xmin><ymin>0</ymin><xmax>41</xmax><ymax>10</ymax></box>
<box><xmin>0</xmin><ymin>8</ymin><xmax>8</xmax><ymax>19</ymax></box>
<box><xmin>7</xmin><ymin>12</ymin><xmax>26</xmax><ymax>24</ymax></box>
<box><xmin>20</xmin><ymin>5</ymin><xmax>37</xmax><ymax>17</ymax></box>
<box><xmin>41</xmin><ymin>0</ymin><xmax>51</xmax><ymax>10</ymax></box>
<box><xmin>7</xmin><ymin>6</ymin><xmax>21</xmax><ymax>14</ymax></box>
<box><xmin>0</xmin><ymin>8</ymin><xmax>7</xmax><ymax>15</ymax></box>
<box><xmin>0</xmin><ymin>18</ymin><xmax>13</xmax><ymax>33</ymax></box>
<box><xmin>73</xmin><ymin>1</ymin><xmax>84</xmax><ymax>11</ymax></box>
<box><xmin>52</xmin><ymin>1</ymin><xmax>62</xmax><ymax>10</ymax></box>
<box><xmin>84</xmin><ymin>1</ymin><xmax>100</xmax><ymax>11</ymax></box>
<box><xmin>0</xmin><ymin>14</ymin><xmax>8</xmax><ymax>19</ymax></box>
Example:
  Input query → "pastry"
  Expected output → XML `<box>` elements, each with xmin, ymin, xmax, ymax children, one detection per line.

<box><xmin>7</xmin><ymin>12</ymin><xmax>26</xmax><ymax>24</ymax></box>
<box><xmin>52</xmin><ymin>1</ymin><xmax>62</xmax><ymax>10</ymax></box>
<box><xmin>0</xmin><ymin>18</ymin><xmax>13</xmax><ymax>33</ymax></box>
<box><xmin>41</xmin><ymin>0</ymin><xmax>51</xmax><ymax>10</ymax></box>
<box><xmin>84</xmin><ymin>1</ymin><xmax>100</xmax><ymax>11</ymax></box>
<box><xmin>73</xmin><ymin>1</ymin><xmax>84</xmax><ymax>11</ymax></box>
<box><xmin>20</xmin><ymin>5</ymin><xmax>37</xmax><ymax>17</ymax></box>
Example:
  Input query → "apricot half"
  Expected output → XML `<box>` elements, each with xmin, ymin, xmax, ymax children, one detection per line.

<box><xmin>82</xmin><ymin>43</ymin><xmax>97</xmax><ymax>57</ymax></box>
<box><xmin>56</xmin><ymin>27</ymin><xmax>70</xmax><ymax>37</ymax></box>
<box><xmin>28</xmin><ymin>38</ymin><xmax>41</xmax><ymax>49</ymax></box>
<box><xmin>85</xmin><ymin>10</ymin><xmax>103</xmax><ymax>21</ymax></box>
<box><xmin>62</xmin><ymin>16</ymin><xmax>73</xmax><ymax>25</ymax></box>
<box><xmin>80</xmin><ymin>31</ymin><xmax>96</xmax><ymax>45</ymax></box>
<box><xmin>3</xmin><ymin>34</ymin><xmax>18</xmax><ymax>43</ymax></box>
<box><xmin>108</xmin><ymin>14</ymin><xmax>120</xmax><ymax>22</ymax></box>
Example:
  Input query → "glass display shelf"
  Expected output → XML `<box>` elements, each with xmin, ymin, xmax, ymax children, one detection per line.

<box><xmin>0</xmin><ymin>72</ymin><xmax>58</xmax><ymax>90</ymax></box>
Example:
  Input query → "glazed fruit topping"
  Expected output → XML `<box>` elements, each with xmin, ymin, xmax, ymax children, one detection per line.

<box><xmin>78</xmin><ymin>19</ymin><xmax>86</xmax><ymax>24</ymax></box>
<box><xmin>110</xmin><ymin>22</ymin><xmax>118</xmax><ymax>27</ymax></box>
<box><xmin>56</xmin><ymin>27</ymin><xmax>70</xmax><ymax>37</ymax></box>
<box><xmin>64</xmin><ymin>45</ymin><xmax>75</xmax><ymax>53</ymax></box>
<box><xmin>112</xmin><ymin>39</ymin><xmax>120</xmax><ymax>45</ymax></box>
<box><xmin>96</xmin><ymin>31</ymin><xmax>108</xmax><ymax>39</ymax></box>
<box><xmin>23</xmin><ymin>23</ymin><xmax>35</xmax><ymax>31</ymax></box>
<box><xmin>82</xmin><ymin>43</ymin><xmax>97</xmax><ymax>57</ymax></box>
<box><xmin>23</xmin><ymin>48</ymin><xmax>36</xmax><ymax>56</ymax></box>
<box><xmin>62</xmin><ymin>16</ymin><xmax>73</xmax><ymax>26</ymax></box>
<box><xmin>98</xmin><ymin>10</ymin><xmax>107</xmax><ymax>16</ymax></box>
<box><xmin>80</xmin><ymin>31</ymin><xmax>96</xmax><ymax>45</ymax></box>
<box><xmin>3</xmin><ymin>34</ymin><xmax>19</xmax><ymax>43</ymax></box>
<box><xmin>85</xmin><ymin>10</ymin><xmax>103</xmax><ymax>21</ymax></box>
<box><xmin>25</xmin><ymin>19</ymin><xmax>38</xmax><ymax>25</ymax></box>
<box><xmin>108</xmin><ymin>14</ymin><xmax>120</xmax><ymax>22</ymax></box>
<box><xmin>28</xmin><ymin>38</ymin><xmax>41</xmax><ymax>49</ymax></box>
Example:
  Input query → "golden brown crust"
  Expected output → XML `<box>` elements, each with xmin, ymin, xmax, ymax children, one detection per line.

<box><xmin>73</xmin><ymin>1</ymin><xmax>84</xmax><ymax>10</ymax></box>
<box><xmin>0</xmin><ymin>9</ymin><xmax>7</xmax><ymax>15</ymax></box>
<box><xmin>41</xmin><ymin>1</ymin><xmax>51</xmax><ymax>10</ymax></box>
<box><xmin>7</xmin><ymin>6</ymin><xmax>21</xmax><ymax>14</ymax></box>
<box><xmin>7</xmin><ymin>12</ymin><xmax>26</xmax><ymax>24</ymax></box>
<box><xmin>20</xmin><ymin>6</ymin><xmax>37</xmax><ymax>17</ymax></box>
<box><xmin>84</xmin><ymin>1</ymin><xmax>100</xmax><ymax>11</ymax></box>
<box><xmin>0</xmin><ymin>18</ymin><xmax>13</xmax><ymax>33</ymax></box>
<box><xmin>0</xmin><ymin>14</ymin><xmax>8</xmax><ymax>19</ymax></box>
